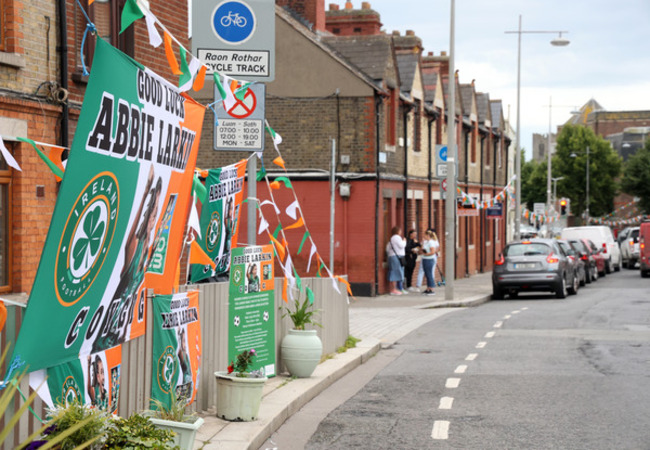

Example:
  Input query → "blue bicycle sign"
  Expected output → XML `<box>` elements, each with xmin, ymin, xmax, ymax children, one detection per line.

<box><xmin>212</xmin><ymin>0</ymin><xmax>256</xmax><ymax>45</ymax></box>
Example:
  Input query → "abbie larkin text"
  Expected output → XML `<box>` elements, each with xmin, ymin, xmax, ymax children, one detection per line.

<box><xmin>86</xmin><ymin>68</ymin><xmax>197</xmax><ymax>172</ymax></box>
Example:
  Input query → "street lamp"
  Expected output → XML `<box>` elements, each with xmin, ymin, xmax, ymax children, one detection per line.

<box><xmin>506</xmin><ymin>17</ymin><xmax>569</xmax><ymax>240</ymax></box>
<box><xmin>570</xmin><ymin>147</ymin><xmax>590</xmax><ymax>224</ymax></box>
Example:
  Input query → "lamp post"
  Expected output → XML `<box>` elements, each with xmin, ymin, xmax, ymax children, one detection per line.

<box><xmin>506</xmin><ymin>17</ymin><xmax>569</xmax><ymax>240</ymax></box>
<box><xmin>570</xmin><ymin>147</ymin><xmax>590</xmax><ymax>224</ymax></box>
<box><xmin>552</xmin><ymin>176</ymin><xmax>564</xmax><ymax>210</ymax></box>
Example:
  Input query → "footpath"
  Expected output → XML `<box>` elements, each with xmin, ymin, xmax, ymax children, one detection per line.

<box><xmin>193</xmin><ymin>272</ymin><xmax>494</xmax><ymax>449</ymax></box>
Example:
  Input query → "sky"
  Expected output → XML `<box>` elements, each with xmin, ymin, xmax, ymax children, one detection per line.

<box><xmin>365</xmin><ymin>0</ymin><xmax>650</xmax><ymax>158</ymax></box>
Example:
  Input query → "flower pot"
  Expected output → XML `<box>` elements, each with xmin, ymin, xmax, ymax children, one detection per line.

<box><xmin>214</xmin><ymin>372</ymin><xmax>267</xmax><ymax>421</ymax></box>
<box><xmin>147</xmin><ymin>414</ymin><xmax>204</xmax><ymax>450</ymax></box>
<box><xmin>280</xmin><ymin>329</ymin><xmax>323</xmax><ymax>378</ymax></box>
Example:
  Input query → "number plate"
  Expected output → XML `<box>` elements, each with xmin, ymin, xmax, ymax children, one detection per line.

<box><xmin>514</xmin><ymin>263</ymin><xmax>536</xmax><ymax>269</ymax></box>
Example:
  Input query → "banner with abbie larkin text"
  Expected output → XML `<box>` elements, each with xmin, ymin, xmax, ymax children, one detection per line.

<box><xmin>10</xmin><ymin>37</ymin><xmax>205</xmax><ymax>373</ymax></box>
<box><xmin>190</xmin><ymin>160</ymin><xmax>247</xmax><ymax>283</ymax></box>
<box><xmin>151</xmin><ymin>291</ymin><xmax>202</xmax><ymax>409</ymax></box>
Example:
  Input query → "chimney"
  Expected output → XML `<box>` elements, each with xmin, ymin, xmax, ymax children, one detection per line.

<box><xmin>329</xmin><ymin>3</ymin><xmax>339</xmax><ymax>11</ymax></box>
<box><xmin>326</xmin><ymin>1</ymin><xmax>383</xmax><ymax>36</ymax></box>
<box><xmin>392</xmin><ymin>30</ymin><xmax>400</xmax><ymax>36</ymax></box>
<box><xmin>280</xmin><ymin>0</ymin><xmax>326</xmax><ymax>32</ymax></box>
<box><xmin>361</xmin><ymin>1</ymin><xmax>371</xmax><ymax>8</ymax></box>
<box><xmin>428</xmin><ymin>51</ymin><xmax>433</xmax><ymax>56</ymax></box>
<box><xmin>406</xmin><ymin>30</ymin><xmax>415</xmax><ymax>36</ymax></box>
<box><xmin>345</xmin><ymin>1</ymin><xmax>353</xmax><ymax>9</ymax></box>
<box><xmin>441</xmin><ymin>51</ymin><xmax>447</xmax><ymax>56</ymax></box>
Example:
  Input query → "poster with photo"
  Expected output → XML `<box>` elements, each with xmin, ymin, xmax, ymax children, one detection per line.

<box><xmin>228</xmin><ymin>245</ymin><xmax>275</xmax><ymax>376</ymax></box>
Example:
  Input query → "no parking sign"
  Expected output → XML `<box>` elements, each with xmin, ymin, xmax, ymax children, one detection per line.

<box><xmin>214</xmin><ymin>83</ymin><xmax>266</xmax><ymax>151</ymax></box>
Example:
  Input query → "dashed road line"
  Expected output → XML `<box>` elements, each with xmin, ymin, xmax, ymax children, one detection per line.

<box><xmin>432</xmin><ymin>420</ymin><xmax>450</xmax><ymax>440</ymax></box>
<box><xmin>466</xmin><ymin>353</ymin><xmax>478</xmax><ymax>361</ymax></box>
<box><xmin>446</xmin><ymin>378</ymin><xmax>461</xmax><ymax>388</ymax></box>
<box><xmin>476</xmin><ymin>341</ymin><xmax>487</xmax><ymax>348</ymax></box>
<box><xmin>485</xmin><ymin>331</ymin><xmax>496</xmax><ymax>338</ymax></box>
<box><xmin>454</xmin><ymin>365</ymin><xmax>467</xmax><ymax>374</ymax></box>
<box><xmin>504</xmin><ymin>314</ymin><xmax>511</xmax><ymax>319</ymax></box>
<box><xmin>439</xmin><ymin>397</ymin><xmax>454</xmax><ymax>410</ymax></box>
<box><xmin>493</xmin><ymin>321</ymin><xmax>503</xmax><ymax>328</ymax></box>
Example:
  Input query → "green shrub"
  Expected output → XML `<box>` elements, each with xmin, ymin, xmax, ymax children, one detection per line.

<box><xmin>104</xmin><ymin>412</ymin><xmax>178</xmax><ymax>449</ymax></box>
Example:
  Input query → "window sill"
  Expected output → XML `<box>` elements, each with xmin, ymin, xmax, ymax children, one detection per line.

<box><xmin>0</xmin><ymin>52</ymin><xmax>26</xmax><ymax>69</ymax></box>
<box><xmin>72</xmin><ymin>70</ymin><xmax>90</xmax><ymax>85</ymax></box>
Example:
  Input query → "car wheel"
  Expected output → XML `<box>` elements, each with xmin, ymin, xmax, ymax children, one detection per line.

<box><xmin>605</xmin><ymin>259</ymin><xmax>612</xmax><ymax>274</ymax></box>
<box><xmin>642</xmin><ymin>270</ymin><xmax>650</xmax><ymax>279</ymax></box>
<box><xmin>568</xmin><ymin>273</ymin><xmax>578</xmax><ymax>295</ymax></box>
<box><xmin>592</xmin><ymin>267</ymin><xmax>599</xmax><ymax>281</ymax></box>
<box><xmin>509</xmin><ymin>290</ymin><xmax>519</xmax><ymax>299</ymax></box>
<box><xmin>492</xmin><ymin>285</ymin><xmax>504</xmax><ymax>300</ymax></box>
<box><xmin>622</xmin><ymin>259</ymin><xmax>628</xmax><ymax>269</ymax></box>
<box><xmin>580</xmin><ymin>269</ymin><xmax>587</xmax><ymax>287</ymax></box>
<box><xmin>555</xmin><ymin>276</ymin><xmax>567</xmax><ymax>299</ymax></box>
<box><xmin>614</xmin><ymin>259</ymin><xmax>621</xmax><ymax>272</ymax></box>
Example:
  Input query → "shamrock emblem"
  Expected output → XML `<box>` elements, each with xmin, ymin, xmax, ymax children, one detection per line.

<box><xmin>72</xmin><ymin>205</ymin><xmax>105</xmax><ymax>273</ymax></box>
<box><xmin>233</xmin><ymin>316</ymin><xmax>240</xmax><ymax>327</ymax></box>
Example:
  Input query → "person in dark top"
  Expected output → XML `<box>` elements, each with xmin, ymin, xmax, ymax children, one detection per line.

<box><xmin>404</xmin><ymin>229</ymin><xmax>421</xmax><ymax>291</ymax></box>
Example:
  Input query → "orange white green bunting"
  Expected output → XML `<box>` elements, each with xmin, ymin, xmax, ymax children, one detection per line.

<box><xmin>120</xmin><ymin>0</ymin><xmax>144</xmax><ymax>34</ymax></box>
<box><xmin>164</xmin><ymin>32</ymin><xmax>183</xmax><ymax>75</ymax></box>
<box><xmin>0</xmin><ymin>136</ymin><xmax>22</xmax><ymax>172</ymax></box>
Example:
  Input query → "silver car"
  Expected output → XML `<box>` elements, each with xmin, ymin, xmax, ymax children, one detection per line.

<box><xmin>492</xmin><ymin>238</ymin><xmax>578</xmax><ymax>300</ymax></box>
<box><xmin>620</xmin><ymin>226</ymin><xmax>640</xmax><ymax>269</ymax></box>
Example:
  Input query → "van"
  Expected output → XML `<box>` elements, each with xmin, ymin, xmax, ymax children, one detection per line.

<box><xmin>639</xmin><ymin>222</ymin><xmax>650</xmax><ymax>278</ymax></box>
<box><xmin>560</xmin><ymin>226</ymin><xmax>621</xmax><ymax>273</ymax></box>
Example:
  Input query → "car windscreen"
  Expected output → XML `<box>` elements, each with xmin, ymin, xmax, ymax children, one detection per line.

<box><xmin>569</xmin><ymin>240</ymin><xmax>586</xmax><ymax>252</ymax></box>
<box><xmin>631</xmin><ymin>229</ymin><xmax>639</xmax><ymax>240</ymax></box>
<box><xmin>504</xmin><ymin>243</ymin><xmax>551</xmax><ymax>257</ymax></box>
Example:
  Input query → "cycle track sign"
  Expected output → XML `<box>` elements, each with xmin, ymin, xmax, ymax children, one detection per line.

<box><xmin>193</xmin><ymin>0</ymin><xmax>275</xmax><ymax>82</ymax></box>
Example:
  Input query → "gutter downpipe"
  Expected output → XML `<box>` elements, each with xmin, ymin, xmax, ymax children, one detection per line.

<box><xmin>479</xmin><ymin>134</ymin><xmax>485</xmax><ymax>272</ymax></box>
<box><xmin>374</xmin><ymin>93</ymin><xmax>382</xmax><ymax>296</ymax></box>
<box><xmin>464</xmin><ymin>129</ymin><xmax>469</xmax><ymax>277</ymax></box>
<box><xmin>57</xmin><ymin>0</ymin><xmax>69</xmax><ymax>150</ymax></box>
<box><xmin>427</xmin><ymin>118</ymin><xmax>433</xmax><ymax>228</ymax></box>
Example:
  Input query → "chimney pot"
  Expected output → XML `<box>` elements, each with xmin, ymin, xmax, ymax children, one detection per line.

<box><xmin>406</xmin><ymin>29</ymin><xmax>415</xmax><ymax>36</ymax></box>
<box><xmin>361</xmin><ymin>1</ymin><xmax>371</xmax><ymax>9</ymax></box>
<box><xmin>441</xmin><ymin>51</ymin><xmax>447</xmax><ymax>56</ymax></box>
<box><xmin>329</xmin><ymin>3</ymin><xmax>339</xmax><ymax>11</ymax></box>
<box><xmin>392</xmin><ymin>30</ymin><xmax>400</xmax><ymax>36</ymax></box>
<box><xmin>345</xmin><ymin>1</ymin><xmax>353</xmax><ymax>9</ymax></box>
<box><xmin>428</xmin><ymin>51</ymin><xmax>433</xmax><ymax>56</ymax></box>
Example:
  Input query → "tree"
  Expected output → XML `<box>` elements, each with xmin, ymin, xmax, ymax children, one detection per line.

<box><xmin>621</xmin><ymin>140</ymin><xmax>650</xmax><ymax>214</ymax></box>
<box><xmin>521</xmin><ymin>156</ymin><xmax>546</xmax><ymax>211</ymax></box>
<box><xmin>552</xmin><ymin>125</ymin><xmax>622</xmax><ymax>219</ymax></box>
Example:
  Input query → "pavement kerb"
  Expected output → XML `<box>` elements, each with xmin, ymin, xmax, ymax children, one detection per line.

<box><xmin>416</xmin><ymin>293</ymin><xmax>493</xmax><ymax>309</ymax></box>
<box><xmin>195</xmin><ymin>337</ymin><xmax>382</xmax><ymax>450</ymax></box>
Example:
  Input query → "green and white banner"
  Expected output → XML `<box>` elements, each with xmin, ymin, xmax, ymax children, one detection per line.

<box><xmin>10</xmin><ymin>37</ymin><xmax>205</xmax><ymax>373</ymax></box>
<box><xmin>151</xmin><ymin>291</ymin><xmax>202</xmax><ymax>409</ymax></box>
<box><xmin>190</xmin><ymin>160</ymin><xmax>247</xmax><ymax>283</ymax></box>
<box><xmin>228</xmin><ymin>245</ymin><xmax>276</xmax><ymax>376</ymax></box>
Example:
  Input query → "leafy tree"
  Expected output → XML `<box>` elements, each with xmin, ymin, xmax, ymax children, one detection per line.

<box><xmin>551</xmin><ymin>125</ymin><xmax>622</xmax><ymax>219</ymax></box>
<box><xmin>621</xmin><ymin>140</ymin><xmax>650</xmax><ymax>214</ymax></box>
<box><xmin>521</xmin><ymin>156</ymin><xmax>547</xmax><ymax>211</ymax></box>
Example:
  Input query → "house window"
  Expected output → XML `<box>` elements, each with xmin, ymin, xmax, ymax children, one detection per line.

<box><xmin>0</xmin><ymin>144</ymin><xmax>13</xmax><ymax>292</ymax></box>
<box><xmin>79</xmin><ymin>0</ymin><xmax>134</xmax><ymax>73</ymax></box>
<box><xmin>496</xmin><ymin>139</ymin><xmax>501</xmax><ymax>169</ymax></box>
<box><xmin>353</xmin><ymin>27</ymin><xmax>362</xmax><ymax>33</ymax></box>
<box><xmin>386</xmin><ymin>88</ymin><xmax>397</xmax><ymax>146</ymax></box>
<box><xmin>414</xmin><ymin>101</ymin><xmax>421</xmax><ymax>152</ymax></box>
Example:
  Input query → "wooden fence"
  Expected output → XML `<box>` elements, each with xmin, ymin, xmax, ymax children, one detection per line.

<box><xmin>0</xmin><ymin>277</ymin><xmax>349</xmax><ymax>447</ymax></box>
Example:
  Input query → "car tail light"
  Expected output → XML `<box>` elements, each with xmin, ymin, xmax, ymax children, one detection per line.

<box><xmin>602</xmin><ymin>243</ymin><xmax>607</xmax><ymax>254</ymax></box>
<box><xmin>580</xmin><ymin>254</ymin><xmax>588</xmax><ymax>261</ymax></box>
<box><xmin>629</xmin><ymin>239</ymin><xmax>635</xmax><ymax>247</ymax></box>
<box><xmin>546</xmin><ymin>253</ymin><xmax>559</xmax><ymax>264</ymax></box>
<box><xmin>495</xmin><ymin>254</ymin><xmax>505</xmax><ymax>266</ymax></box>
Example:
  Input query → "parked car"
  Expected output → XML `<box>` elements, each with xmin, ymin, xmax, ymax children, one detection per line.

<box><xmin>639</xmin><ymin>222</ymin><xmax>650</xmax><ymax>278</ymax></box>
<box><xmin>619</xmin><ymin>226</ymin><xmax>640</xmax><ymax>269</ymax></box>
<box><xmin>567</xmin><ymin>238</ymin><xmax>599</xmax><ymax>283</ymax></box>
<box><xmin>493</xmin><ymin>238</ymin><xmax>578</xmax><ymax>300</ymax></box>
<box><xmin>559</xmin><ymin>239</ymin><xmax>587</xmax><ymax>287</ymax></box>
<box><xmin>560</xmin><ymin>226</ymin><xmax>621</xmax><ymax>273</ymax></box>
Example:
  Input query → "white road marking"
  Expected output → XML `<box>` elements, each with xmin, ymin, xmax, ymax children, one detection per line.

<box><xmin>432</xmin><ymin>420</ymin><xmax>450</xmax><ymax>440</ymax></box>
<box><xmin>476</xmin><ymin>341</ymin><xmax>487</xmax><ymax>348</ymax></box>
<box><xmin>485</xmin><ymin>331</ymin><xmax>496</xmax><ymax>338</ymax></box>
<box><xmin>512</xmin><ymin>310</ymin><xmax>521</xmax><ymax>314</ymax></box>
<box><xmin>522</xmin><ymin>307</ymin><xmax>529</xmax><ymax>310</ymax></box>
<box><xmin>494</xmin><ymin>321</ymin><xmax>503</xmax><ymax>328</ymax></box>
<box><xmin>455</xmin><ymin>365</ymin><xmax>467</xmax><ymax>374</ymax></box>
<box><xmin>446</xmin><ymin>378</ymin><xmax>461</xmax><ymax>388</ymax></box>
<box><xmin>504</xmin><ymin>314</ymin><xmax>511</xmax><ymax>319</ymax></box>
<box><xmin>439</xmin><ymin>396</ymin><xmax>454</xmax><ymax>410</ymax></box>
<box><xmin>466</xmin><ymin>353</ymin><xmax>478</xmax><ymax>361</ymax></box>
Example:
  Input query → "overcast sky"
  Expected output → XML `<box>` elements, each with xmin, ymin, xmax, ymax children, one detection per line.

<box><xmin>365</xmin><ymin>0</ymin><xmax>650</xmax><ymax>158</ymax></box>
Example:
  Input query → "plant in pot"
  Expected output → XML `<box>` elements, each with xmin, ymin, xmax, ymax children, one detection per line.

<box><xmin>280</xmin><ymin>293</ymin><xmax>323</xmax><ymax>378</ymax></box>
<box><xmin>214</xmin><ymin>348</ymin><xmax>267</xmax><ymax>422</ymax></box>
<box><xmin>147</xmin><ymin>391</ymin><xmax>204</xmax><ymax>450</ymax></box>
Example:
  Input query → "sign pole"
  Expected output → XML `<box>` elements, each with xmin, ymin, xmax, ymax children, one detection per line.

<box><xmin>248</xmin><ymin>155</ymin><xmax>257</xmax><ymax>245</ymax></box>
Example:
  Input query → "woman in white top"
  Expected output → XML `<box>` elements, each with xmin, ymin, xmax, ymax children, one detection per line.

<box><xmin>386</xmin><ymin>226</ymin><xmax>406</xmax><ymax>295</ymax></box>
<box><xmin>420</xmin><ymin>230</ymin><xmax>439</xmax><ymax>295</ymax></box>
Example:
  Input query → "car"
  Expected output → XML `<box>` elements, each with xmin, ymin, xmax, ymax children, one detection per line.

<box><xmin>560</xmin><ymin>226</ymin><xmax>621</xmax><ymax>273</ymax></box>
<box><xmin>559</xmin><ymin>239</ymin><xmax>587</xmax><ymax>287</ymax></box>
<box><xmin>492</xmin><ymin>238</ymin><xmax>578</xmax><ymax>300</ymax></box>
<box><xmin>640</xmin><ymin>222</ymin><xmax>650</xmax><ymax>278</ymax></box>
<box><xmin>567</xmin><ymin>238</ymin><xmax>599</xmax><ymax>283</ymax></box>
<box><xmin>619</xmin><ymin>226</ymin><xmax>640</xmax><ymax>269</ymax></box>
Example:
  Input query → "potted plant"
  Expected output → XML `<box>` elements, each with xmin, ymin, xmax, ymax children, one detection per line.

<box><xmin>147</xmin><ymin>391</ymin><xmax>204</xmax><ymax>450</ymax></box>
<box><xmin>105</xmin><ymin>412</ymin><xmax>178</xmax><ymax>449</ymax></box>
<box><xmin>214</xmin><ymin>349</ymin><xmax>267</xmax><ymax>422</ymax></box>
<box><xmin>280</xmin><ymin>295</ymin><xmax>323</xmax><ymax>378</ymax></box>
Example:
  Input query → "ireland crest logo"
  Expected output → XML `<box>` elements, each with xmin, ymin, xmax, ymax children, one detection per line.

<box><xmin>205</xmin><ymin>211</ymin><xmax>222</xmax><ymax>252</ymax></box>
<box><xmin>62</xmin><ymin>376</ymin><xmax>82</xmax><ymax>407</ymax></box>
<box><xmin>157</xmin><ymin>346</ymin><xmax>177</xmax><ymax>393</ymax></box>
<box><xmin>55</xmin><ymin>172</ymin><xmax>119</xmax><ymax>306</ymax></box>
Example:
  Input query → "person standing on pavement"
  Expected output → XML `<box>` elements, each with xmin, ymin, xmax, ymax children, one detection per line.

<box><xmin>404</xmin><ymin>229</ymin><xmax>421</xmax><ymax>291</ymax></box>
<box><xmin>416</xmin><ymin>228</ymin><xmax>435</xmax><ymax>290</ymax></box>
<box><xmin>421</xmin><ymin>229</ymin><xmax>439</xmax><ymax>295</ymax></box>
<box><xmin>386</xmin><ymin>226</ymin><xmax>406</xmax><ymax>295</ymax></box>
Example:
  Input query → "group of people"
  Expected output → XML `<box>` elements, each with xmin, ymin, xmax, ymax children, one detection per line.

<box><xmin>386</xmin><ymin>226</ymin><xmax>440</xmax><ymax>296</ymax></box>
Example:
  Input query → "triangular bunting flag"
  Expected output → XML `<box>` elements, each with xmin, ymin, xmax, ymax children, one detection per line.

<box><xmin>285</xmin><ymin>217</ymin><xmax>304</xmax><ymax>231</ymax></box>
<box><xmin>16</xmin><ymin>137</ymin><xmax>64</xmax><ymax>180</ymax></box>
<box><xmin>269</xmin><ymin>180</ymin><xmax>280</xmax><ymax>190</ymax></box>
<box><xmin>235</xmin><ymin>82</ymin><xmax>252</xmax><ymax>101</ymax></box>
<box><xmin>48</xmin><ymin>145</ymin><xmax>65</xmax><ymax>181</ymax></box>
<box><xmin>282</xmin><ymin>277</ymin><xmax>289</xmax><ymax>303</ymax></box>
<box><xmin>297</xmin><ymin>231</ymin><xmax>310</xmax><ymax>255</ymax></box>
<box><xmin>164</xmin><ymin>31</ymin><xmax>183</xmax><ymax>75</ymax></box>
<box><xmin>269</xmin><ymin>234</ymin><xmax>286</xmax><ymax>261</ymax></box>
<box><xmin>193</xmin><ymin>65</ymin><xmax>207</xmax><ymax>91</ymax></box>
<box><xmin>120</xmin><ymin>0</ymin><xmax>144</xmax><ymax>34</ymax></box>
<box><xmin>144</xmin><ymin>11</ymin><xmax>162</xmax><ymax>47</ymax></box>
<box><xmin>258</xmin><ymin>216</ymin><xmax>269</xmax><ymax>235</ymax></box>
<box><xmin>179</xmin><ymin>50</ymin><xmax>201</xmax><ymax>92</ymax></box>
<box><xmin>276</xmin><ymin>176</ymin><xmax>292</xmax><ymax>189</ymax></box>
<box><xmin>0</xmin><ymin>137</ymin><xmax>22</xmax><ymax>172</ymax></box>
<box><xmin>192</xmin><ymin>174</ymin><xmax>207</xmax><ymax>202</ymax></box>
<box><xmin>306</xmin><ymin>243</ymin><xmax>317</xmax><ymax>272</ymax></box>
<box><xmin>188</xmin><ymin>197</ymin><xmax>201</xmax><ymax>238</ymax></box>
<box><xmin>273</xmin><ymin>156</ymin><xmax>286</xmax><ymax>169</ymax></box>
<box><xmin>306</xmin><ymin>287</ymin><xmax>315</xmax><ymax>305</ymax></box>
<box><xmin>286</xmin><ymin>200</ymin><xmax>299</xmax><ymax>220</ymax></box>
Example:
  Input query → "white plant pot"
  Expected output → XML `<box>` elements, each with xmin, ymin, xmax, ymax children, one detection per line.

<box><xmin>148</xmin><ymin>415</ymin><xmax>204</xmax><ymax>450</ymax></box>
<box><xmin>214</xmin><ymin>371</ymin><xmax>267</xmax><ymax>421</ymax></box>
<box><xmin>280</xmin><ymin>329</ymin><xmax>323</xmax><ymax>378</ymax></box>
